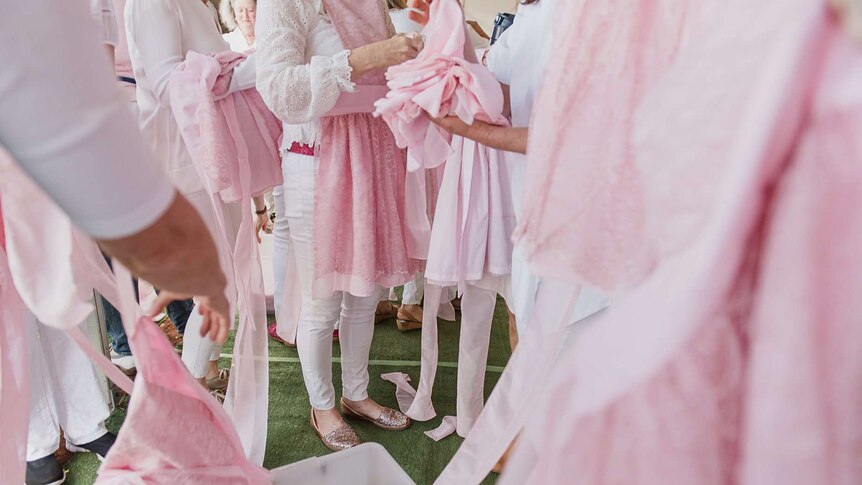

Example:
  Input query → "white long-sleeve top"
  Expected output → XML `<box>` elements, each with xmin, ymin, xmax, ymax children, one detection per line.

<box><xmin>256</xmin><ymin>0</ymin><xmax>356</xmax><ymax>149</ymax></box>
<box><xmin>0</xmin><ymin>0</ymin><xmax>174</xmax><ymax>239</ymax></box>
<box><xmin>125</xmin><ymin>0</ymin><xmax>231</xmax><ymax>195</ymax></box>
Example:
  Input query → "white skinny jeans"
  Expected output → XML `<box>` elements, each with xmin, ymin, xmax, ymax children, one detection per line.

<box><xmin>282</xmin><ymin>152</ymin><xmax>379</xmax><ymax>410</ymax></box>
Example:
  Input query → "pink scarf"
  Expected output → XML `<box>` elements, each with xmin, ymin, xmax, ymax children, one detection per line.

<box><xmin>310</xmin><ymin>0</ymin><xmax>422</xmax><ymax>299</ymax></box>
<box><xmin>170</xmin><ymin>51</ymin><xmax>279</xmax><ymax>464</ymax></box>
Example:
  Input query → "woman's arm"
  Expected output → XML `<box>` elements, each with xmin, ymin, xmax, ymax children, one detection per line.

<box><xmin>433</xmin><ymin>116</ymin><xmax>528</xmax><ymax>154</ymax></box>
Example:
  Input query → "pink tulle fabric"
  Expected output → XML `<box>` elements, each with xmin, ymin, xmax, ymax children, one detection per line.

<box><xmin>496</xmin><ymin>2</ymin><xmax>862</xmax><ymax>485</ymax></box>
<box><xmin>373</xmin><ymin>0</ymin><xmax>507</xmax><ymax>171</ymax></box>
<box><xmin>513</xmin><ymin>0</ymin><xmax>692</xmax><ymax>291</ymax></box>
<box><xmin>170</xmin><ymin>50</ymin><xmax>283</xmax><ymax>204</ymax></box>
<box><xmin>170</xmin><ymin>51</ymin><xmax>275</xmax><ymax>464</ymax></box>
<box><xmin>310</xmin><ymin>0</ymin><xmax>422</xmax><ymax>299</ymax></box>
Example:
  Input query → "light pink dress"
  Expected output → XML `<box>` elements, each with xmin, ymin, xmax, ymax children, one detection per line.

<box><xmin>496</xmin><ymin>1</ymin><xmax>862</xmax><ymax>484</ymax></box>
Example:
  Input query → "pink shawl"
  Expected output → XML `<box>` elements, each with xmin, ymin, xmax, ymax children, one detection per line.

<box><xmin>311</xmin><ymin>0</ymin><xmax>422</xmax><ymax>299</ymax></box>
<box><xmin>433</xmin><ymin>1</ymin><xmax>693</xmax><ymax>482</ymax></box>
<box><xmin>496</xmin><ymin>1</ymin><xmax>862</xmax><ymax>484</ymax></box>
<box><xmin>170</xmin><ymin>51</ymin><xmax>277</xmax><ymax>464</ymax></box>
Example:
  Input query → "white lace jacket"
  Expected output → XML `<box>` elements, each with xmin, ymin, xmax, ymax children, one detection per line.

<box><xmin>256</xmin><ymin>0</ymin><xmax>356</xmax><ymax>148</ymax></box>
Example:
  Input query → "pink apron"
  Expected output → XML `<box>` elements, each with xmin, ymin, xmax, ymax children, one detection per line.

<box><xmin>170</xmin><ymin>50</ymin><xmax>283</xmax><ymax>464</ymax></box>
<box><xmin>310</xmin><ymin>0</ymin><xmax>423</xmax><ymax>300</ymax></box>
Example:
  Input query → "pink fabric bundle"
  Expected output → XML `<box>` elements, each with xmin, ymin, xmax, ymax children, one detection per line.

<box><xmin>171</xmin><ymin>50</ymin><xmax>283</xmax><ymax>204</ymax></box>
<box><xmin>171</xmin><ymin>51</ymin><xmax>273</xmax><ymax>464</ymax></box>
<box><xmin>310</xmin><ymin>0</ymin><xmax>423</xmax><ymax>299</ymax></box>
<box><xmin>495</xmin><ymin>1</ymin><xmax>862</xmax><ymax>484</ymax></box>
<box><xmin>373</xmin><ymin>0</ymin><xmax>507</xmax><ymax>171</ymax></box>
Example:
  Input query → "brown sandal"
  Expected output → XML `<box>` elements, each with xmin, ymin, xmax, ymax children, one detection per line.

<box><xmin>375</xmin><ymin>301</ymin><xmax>398</xmax><ymax>324</ymax></box>
<box><xmin>396</xmin><ymin>306</ymin><xmax>423</xmax><ymax>331</ymax></box>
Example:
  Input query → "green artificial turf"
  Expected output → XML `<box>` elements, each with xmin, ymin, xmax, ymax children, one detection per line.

<box><xmin>66</xmin><ymin>297</ymin><xmax>512</xmax><ymax>484</ymax></box>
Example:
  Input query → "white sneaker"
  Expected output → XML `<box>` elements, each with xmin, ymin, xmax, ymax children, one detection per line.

<box><xmin>110</xmin><ymin>350</ymin><xmax>136</xmax><ymax>375</ymax></box>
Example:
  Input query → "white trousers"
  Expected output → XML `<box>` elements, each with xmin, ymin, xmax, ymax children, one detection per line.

<box><xmin>180</xmin><ymin>190</ymin><xmax>242</xmax><ymax>378</ymax></box>
<box><xmin>282</xmin><ymin>152</ymin><xmax>379</xmax><ymax>410</ymax></box>
<box><xmin>271</xmin><ymin>184</ymin><xmax>289</xmax><ymax>318</ymax></box>
<box><xmin>25</xmin><ymin>311</ymin><xmax>109</xmax><ymax>461</ymax></box>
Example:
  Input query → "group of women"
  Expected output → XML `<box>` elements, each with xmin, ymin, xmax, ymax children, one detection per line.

<box><xmin>3</xmin><ymin>0</ymin><xmax>861</xmax><ymax>484</ymax></box>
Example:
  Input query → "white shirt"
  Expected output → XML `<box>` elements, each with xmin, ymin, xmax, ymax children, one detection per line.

<box><xmin>125</xmin><ymin>0</ymin><xmax>231</xmax><ymax>195</ymax></box>
<box><xmin>256</xmin><ymin>0</ymin><xmax>355</xmax><ymax>149</ymax></box>
<box><xmin>0</xmin><ymin>0</ymin><xmax>174</xmax><ymax>239</ymax></box>
<box><xmin>487</xmin><ymin>0</ymin><xmax>554</xmax><ymax>128</ymax></box>
<box><xmin>224</xmin><ymin>28</ymin><xmax>254</xmax><ymax>53</ymax></box>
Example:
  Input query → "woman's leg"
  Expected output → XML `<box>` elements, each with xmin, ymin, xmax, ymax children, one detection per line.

<box><xmin>456</xmin><ymin>284</ymin><xmax>497</xmax><ymax>437</ymax></box>
<box><xmin>339</xmin><ymin>292</ymin><xmax>380</xmax><ymax>403</ymax></box>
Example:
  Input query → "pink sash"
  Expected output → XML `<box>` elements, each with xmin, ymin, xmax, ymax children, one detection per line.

<box><xmin>170</xmin><ymin>52</ymin><xmax>275</xmax><ymax>464</ymax></box>
<box><xmin>310</xmin><ymin>0</ymin><xmax>422</xmax><ymax>299</ymax></box>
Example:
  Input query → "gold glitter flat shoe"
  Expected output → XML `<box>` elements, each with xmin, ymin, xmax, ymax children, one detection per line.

<box><xmin>310</xmin><ymin>408</ymin><xmax>361</xmax><ymax>452</ymax></box>
<box><xmin>340</xmin><ymin>398</ymin><xmax>412</xmax><ymax>431</ymax></box>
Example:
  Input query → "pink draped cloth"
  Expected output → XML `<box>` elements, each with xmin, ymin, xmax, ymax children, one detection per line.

<box><xmin>0</xmin><ymin>153</ymin><xmax>267</xmax><ymax>483</ymax></box>
<box><xmin>310</xmin><ymin>0</ymin><xmax>422</xmax><ymax>299</ymax></box>
<box><xmin>170</xmin><ymin>51</ymin><xmax>276</xmax><ymax>464</ymax></box>
<box><xmin>513</xmin><ymin>0</ymin><xmax>692</xmax><ymax>291</ymax></box>
<box><xmin>495</xmin><ymin>1</ymin><xmax>862</xmax><ymax>484</ymax></box>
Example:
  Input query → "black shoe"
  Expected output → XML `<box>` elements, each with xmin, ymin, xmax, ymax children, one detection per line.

<box><xmin>25</xmin><ymin>455</ymin><xmax>65</xmax><ymax>485</ymax></box>
<box><xmin>72</xmin><ymin>432</ymin><xmax>117</xmax><ymax>459</ymax></box>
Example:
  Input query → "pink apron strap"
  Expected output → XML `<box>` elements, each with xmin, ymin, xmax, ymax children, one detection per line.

<box><xmin>219</xmin><ymin>96</ymin><xmax>271</xmax><ymax>464</ymax></box>
<box><xmin>434</xmin><ymin>283</ymin><xmax>581</xmax><ymax>484</ymax></box>
<box><xmin>327</xmin><ymin>86</ymin><xmax>390</xmax><ymax>116</ymax></box>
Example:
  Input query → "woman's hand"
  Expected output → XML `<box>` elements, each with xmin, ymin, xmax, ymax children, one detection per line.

<box><xmin>255</xmin><ymin>211</ymin><xmax>269</xmax><ymax>244</ymax></box>
<box><xmin>148</xmin><ymin>292</ymin><xmax>231</xmax><ymax>344</ymax></box>
<box><xmin>408</xmin><ymin>0</ymin><xmax>432</xmax><ymax>26</ymax></box>
<box><xmin>431</xmin><ymin>115</ymin><xmax>529</xmax><ymax>154</ymax></box>
<box><xmin>349</xmin><ymin>33</ymin><xmax>424</xmax><ymax>80</ymax></box>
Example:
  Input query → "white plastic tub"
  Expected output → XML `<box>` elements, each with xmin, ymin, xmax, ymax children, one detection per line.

<box><xmin>270</xmin><ymin>443</ymin><xmax>415</xmax><ymax>485</ymax></box>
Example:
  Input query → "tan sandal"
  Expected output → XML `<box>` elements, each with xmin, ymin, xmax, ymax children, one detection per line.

<box><xmin>375</xmin><ymin>301</ymin><xmax>398</xmax><ymax>324</ymax></box>
<box><xmin>310</xmin><ymin>408</ymin><xmax>361</xmax><ymax>451</ymax></box>
<box><xmin>396</xmin><ymin>306</ymin><xmax>423</xmax><ymax>331</ymax></box>
<box><xmin>340</xmin><ymin>398</ymin><xmax>412</xmax><ymax>431</ymax></box>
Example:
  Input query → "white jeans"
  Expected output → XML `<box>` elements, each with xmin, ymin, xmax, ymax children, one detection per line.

<box><xmin>25</xmin><ymin>311</ymin><xmax>109</xmax><ymax>461</ymax></box>
<box><xmin>282</xmin><ymin>152</ymin><xmax>379</xmax><ymax>410</ymax></box>
<box><xmin>180</xmin><ymin>191</ymin><xmax>242</xmax><ymax>378</ymax></box>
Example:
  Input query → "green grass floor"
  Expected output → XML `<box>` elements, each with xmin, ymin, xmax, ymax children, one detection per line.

<box><xmin>65</xmin><ymin>297</ymin><xmax>512</xmax><ymax>484</ymax></box>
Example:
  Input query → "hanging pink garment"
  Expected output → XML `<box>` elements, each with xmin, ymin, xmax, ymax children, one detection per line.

<box><xmin>308</xmin><ymin>0</ymin><xmax>422</xmax><ymax>300</ymax></box>
<box><xmin>434</xmin><ymin>1</ymin><xmax>693</xmax><ymax>482</ymax></box>
<box><xmin>170</xmin><ymin>51</ymin><xmax>280</xmax><ymax>464</ymax></box>
<box><xmin>374</xmin><ymin>0</ymin><xmax>514</xmax><ymax>441</ymax></box>
<box><xmin>495</xmin><ymin>2</ymin><xmax>862</xmax><ymax>484</ymax></box>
